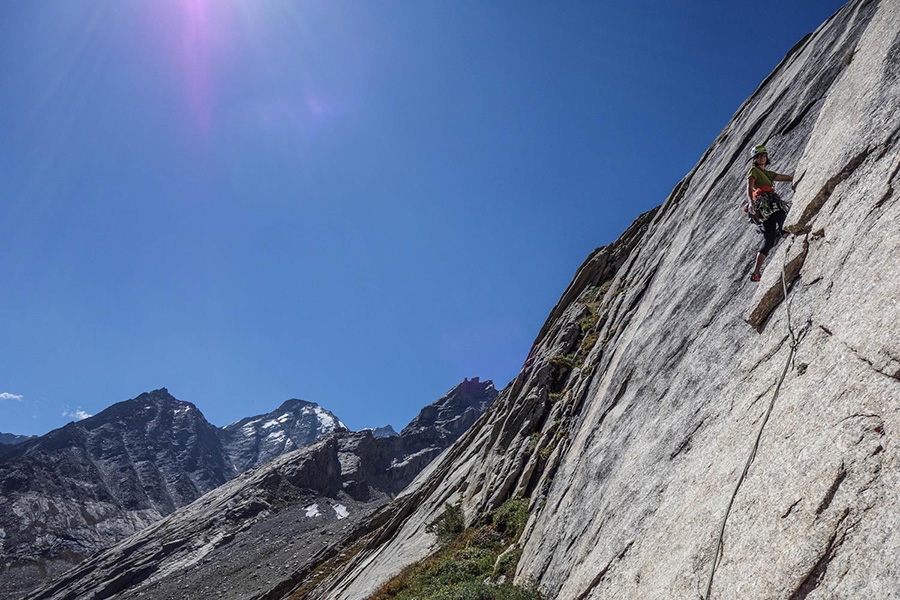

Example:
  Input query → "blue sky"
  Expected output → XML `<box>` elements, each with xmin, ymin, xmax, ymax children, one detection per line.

<box><xmin>1</xmin><ymin>1</ymin><xmax>846</xmax><ymax>436</ymax></box>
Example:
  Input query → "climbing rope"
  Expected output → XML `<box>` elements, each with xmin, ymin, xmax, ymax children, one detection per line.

<box><xmin>702</xmin><ymin>242</ymin><xmax>812</xmax><ymax>600</ymax></box>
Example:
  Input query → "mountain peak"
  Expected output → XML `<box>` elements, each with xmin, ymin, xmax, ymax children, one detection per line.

<box><xmin>140</xmin><ymin>387</ymin><xmax>172</xmax><ymax>400</ymax></box>
<box><xmin>275</xmin><ymin>398</ymin><xmax>318</xmax><ymax>412</ymax></box>
<box><xmin>371</xmin><ymin>425</ymin><xmax>398</xmax><ymax>438</ymax></box>
<box><xmin>7</xmin><ymin>381</ymin><xmax>497</xmax><ymax>599</ymax></box>
<box><xmin>0</xmin><ymin>432</ymin><xmax>36</xmax><ymax>446</ymax></box>
<box><xmin>448</xmin><ymin>376</ymin><xmax>494</xmax><ymax>395</ymax></box>
<box><xmin>401</xmin><ymin>377</ymin><xmax>497</xmax><ymax>435</ymax></box>
<box><xmin>219</xmin><ymin>399</ymin><xmax>347</xmax><ymax>473</ymax></box>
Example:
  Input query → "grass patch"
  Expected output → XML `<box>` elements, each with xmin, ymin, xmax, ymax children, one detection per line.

<box><xmin>548</xmin><ymin>355</ymin><xmax>576</xmax><ymax>370</ymax></box>
<box><xmin>575</xmin><ymin>331</ymin><xmax>600</xmax><ymax>365</ymax></box>
<box><xmin>369</xmin><ymin>499</ymin><xmax>544</xmax><ymax>600</ymax></box>
<box><xmin>538</xmin><ymin>444</ymin><xmax>554</xmax><ymax>462</ymax></box>
<box><xmin>492</xmin><ymin>497</ymin><xmax>529</xmax><ymax>539</ymax></box>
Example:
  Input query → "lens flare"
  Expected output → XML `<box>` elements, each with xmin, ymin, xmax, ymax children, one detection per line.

<box><xmin>182</xmin><ymin>0</ymin><xmax>214</xmax><ymax>135</ymax></box>
<box><xmin>143</xmin><ymin>1</ymin><xmax>356</xmax><ymax>140</ymax></box>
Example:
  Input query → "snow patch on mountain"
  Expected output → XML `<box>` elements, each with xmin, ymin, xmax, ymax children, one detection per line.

<box><xmin>220</xmin><ymin>400</ymin><xmax>348</xmax><ymax>473</ymax></box>
<box><xmin>314</xmin><ymin>407</ymin><xmax>343</xmax><ymax>432</ymax></box>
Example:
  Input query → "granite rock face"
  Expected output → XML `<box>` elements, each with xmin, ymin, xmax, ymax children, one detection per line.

<box><xmin>22</xmin><ymin>379</ymin><xmax>497</xmax><ymax>600</ymax></box>
<box><xmin>298</xmin><ymin>2</ymin><xmax>900</xmax><ymax>599</ymax></box>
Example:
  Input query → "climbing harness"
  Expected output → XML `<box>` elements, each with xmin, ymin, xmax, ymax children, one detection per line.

<box><xmin>702</xmin><ymin>240</ymin><xmax>811</xmax><ymax>600</ymax></box>
<box><xmin>753</xmin><ymin>188</ymin><xmax>789</xmax><ymax>222</ymax></box>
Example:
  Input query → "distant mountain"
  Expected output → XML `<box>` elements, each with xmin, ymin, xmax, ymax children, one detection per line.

<box><xmin>0</xmin><ymin>432</ymin><xmax>36</xmax><ymax>445</ymax></box>
<box><xmin>22</xmin><ymin>378</ymin><xmax>499</xmax><ymax>600</ymax></box>
<box><xmin>386</xmin><ymin>377</ymin><xmax>498</xmax><ymax>488</ymax></box>
<box><xmin>0</xmin><ymin>388</ymin><xmax>350</xmax><ymax>600</ymax></box>
<box><xmin>370</xmin><ymin>425</ymin><xmax>398</xmax><ymax>438</ymax></box>
<box><xmin>220</xmin><ymin>399</ymin><xmax>347</xmax><ymax>473</ymax></box>
<box><xmin>0</xmin><ymin>389</ymin><xmax>234</xmax><ymax>600</ymax></box>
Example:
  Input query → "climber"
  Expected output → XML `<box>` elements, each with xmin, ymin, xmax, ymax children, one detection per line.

<box><xmin>745</xmin><ymin>145</ymin><xmax>793</xmax><ymax>282</ymax></box>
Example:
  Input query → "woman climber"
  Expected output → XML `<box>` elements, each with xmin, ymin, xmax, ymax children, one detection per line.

<box><xmin>746</xmin><ymin>144</ymin><xmax>794</xmax><ymax>282</ymax></box>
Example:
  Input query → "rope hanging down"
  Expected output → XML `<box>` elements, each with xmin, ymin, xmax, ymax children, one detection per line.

<box><xmin>702</xmin><ymin>243</ymin><xmax>812</xmax><ymax>600</ymax></box>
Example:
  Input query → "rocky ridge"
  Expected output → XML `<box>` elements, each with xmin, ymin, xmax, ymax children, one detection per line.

<box><xmin>384</xmin><ymin>377</ymin><xmax>497</xmax><ymax>487</ymax></box>
<box><xmin>220</xmin><ymin>399</ymin><xmax>347</xmax><ymax>473</ymax></box>
<box><xmin>22</xmin><ymin>378</ymin><xmax>498</xmax><ymax>600</ymax></box>
<box><xmin>0</xmin><ymin>433</ymin><xmax>36</xmax><ymax>446</ymax></box>
<box><xmin>1</xmin><ymin>388</ymin><xmax>354</xmax><ymax>599</ymax></box>
<box><xmin>289</xmin><ymin>2</ymin><xmax>900</xmax><ymax>599</ymax></box>
<box><xmin>368</xmin><ymin>426</ymin><xmax>398</xmax><ymax>438</ymax></box>
<box><xmin>0</xmin><ymin>389</ymin><xmax>235</xmax><ymax>600</ymax></box>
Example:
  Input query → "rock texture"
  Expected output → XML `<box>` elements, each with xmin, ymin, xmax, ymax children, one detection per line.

<box><xmin>0</xmin><ymin>433</ymin><xmax>36</xmax><ymax>446</ymax></box>
<box><xmin>21</xmin><ymin>379</ymin><xmax>497</xmax><ymax>600</ymax></box>
<box><xmin>290</xmin><ymin>2</ymin><xmax>900</xmax><ymax>599</ymax></box>
<box><xmin>384</xmin><ymin>377</ymin><xmax>497</xmax><ymax>488</ymax></box>
<box><xmin>369</xmin><ymin>426</ymin><xmax>398</xmax><ymax>438</ymax></box>
<box><xmin>220</xmin><ymin>399</ymin><xmax>347</xmax><ymax>473</ymax></box>
<box><xmin>0</xmin><ymin>389</ymin><xmax>234</xmax><ymax>600</ymax></box>
<box><xmin>0</xmin><ymin>389</ymin><xmax>349</xmax><ymax>600</ymax></box>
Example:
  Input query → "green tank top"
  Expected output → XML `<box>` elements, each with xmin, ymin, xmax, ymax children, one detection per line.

<box><xmin>747</xmin><ymin>166</ymin><xmax>776</xmax><ymax>189</ymax></box>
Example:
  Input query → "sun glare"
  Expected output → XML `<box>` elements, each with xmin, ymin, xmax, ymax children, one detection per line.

<box><xmin>141</xmin><ymin>0</ymin><xmax>354</xmax><ymax>140</ymax></box>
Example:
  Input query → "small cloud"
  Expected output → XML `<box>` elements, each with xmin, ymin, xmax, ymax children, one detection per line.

<box><xmin>63</xmin><ymin>407</ymin><xmax>93</xmax><ymax>421</ymax></box>
<box><xmin>0</xmin><ymin>392</ymin><xmax>24</xmax><ymax>402</ymax></box>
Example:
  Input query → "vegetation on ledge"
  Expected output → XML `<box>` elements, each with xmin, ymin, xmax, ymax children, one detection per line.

<box><xmin>368</xmin><ymin>498</ymin><xmax>544</xmax><ymax>600</ymax></box>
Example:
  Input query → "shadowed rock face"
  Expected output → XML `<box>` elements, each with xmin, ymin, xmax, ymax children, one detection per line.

<box><xmin>291</xmin><ymin>3</ymin><xmax>900</xmax><ymax>599</ymax></box>
<box><xmin>20</xmin><ymin>436</ymin><xmax>351</xmax><ymax>600</ymax></box>
<box><xmin>0</xmin><ymin>433</ymin><xmax>36</xmax><ymax>446</ymax></box>
<box><xmin>0</xmin><ymin>389</ymin><xmax>235</xmax><ymax>600</ymax></box>
<box><xmin>386</xmin><ymin>377</ymin><xmax>498</xmax><ymax>487</ymax></box>
<box><xmin>19</xmin><ymin>379</ymin><xmax>497</xmax><ymax>600</ymax></box>
<box><xmin>0</xmin><ymin>389</ymin><xmax>358</xmax><ymax>600</ymax></box>
<box><xmin>369</xmin><ymin>425</ymin><xmax>398</xmax><ymax>438</ymax></box>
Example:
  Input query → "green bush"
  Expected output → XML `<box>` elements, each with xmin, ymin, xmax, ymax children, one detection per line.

<box><xmin>426</xmin><ymin>503</ymin><xmax>465</xmax><ymax>546</ymax></box>
<box><xmin>431</xmin><ymin>546</ymin><xmax>495</xmax><ymax>583</ymax></box>
<box><xmin>577</xmin><ymin>331</ymin><xmax>600</xmax><ymax>361</ymax></box>
<box><xmin>548</xmin><ymin>355</ymin><xmax>576</xmax><ymax>370</ymax></box>
<box><xmin>492</xmin><ymin>497</ymin><xmax>530</xmax><ymax>539</ymax></box>
<box><xmin>493</xmin><ymin>546</ymin><xmax>522</xmax><ymax>578</ymax></box>
<box><xmin>538</xmin><ymin>444</ymin><xmax>554</xmax><ymax>462</ymax></box>
<box><xmin>579</xmin><ymin>315</ymin><xmax>598</xmax><ymax>333</ymax></box>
